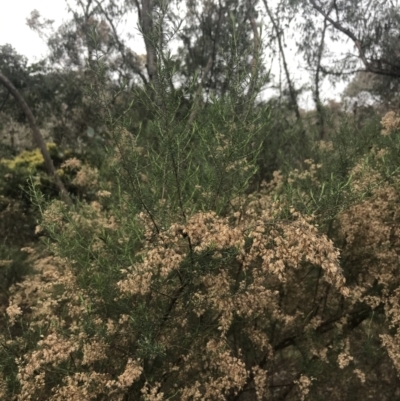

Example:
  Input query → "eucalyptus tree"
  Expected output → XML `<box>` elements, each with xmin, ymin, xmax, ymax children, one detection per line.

<box><xmin>309</xmin><ymin>0</ymin><xmax>400</xmax><ymax>115</ymax></box>
<box><xmin>285</xmin><ymin>0</ymin><xmax>400</xmax><ymax>108</ymax></box>
<box><xmin>26</xmin><ymin>0</ymin><xmax>267</xmax><ymax>126</ymax></box>
<box><xmin>0</xmin><ymin>43</ymin><xmax>105</xmax><ymax>149</ymax></box>
<box><xmin>308</xmin><ymin>0</ymin><xmax>400</xmax><ymax>79</ymax></box>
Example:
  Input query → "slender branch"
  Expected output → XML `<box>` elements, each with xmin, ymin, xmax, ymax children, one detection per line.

<box><xmin>317</xmin><ymin>65</ymin><xmax>367</xmax><ymax>77</ymax></box>
<box><xmin>314</xmin><ymin>13</ymin><xmax>329</xmax><ymax>140</ymax></box>
<box><xmin>0</xmin><ymin>90</ymin><xmax>10</xmax><ymax>112</ymax></box>
<box><xmin>309</xmin><ymin>0</ymin><xmax>400</xmax><ymax>78</ymax></box>
<box><xmin>246</xmin><ymin>0</ymin><xmax>261</xmax><ymax>101</ymax></box>
<box><xmin>95</xmin><ymin>0</ymin><xmax>148</xmax><ymax>85</ymax></box>
<box><xmin>263</xmin><ymin>0</ymin><xmax>301</xmax><ymax>122</ymax></box>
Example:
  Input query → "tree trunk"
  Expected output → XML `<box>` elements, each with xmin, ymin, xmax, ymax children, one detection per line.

<box><xmin>140</xmin><ymin>0</ymin><xmax>162</xmax><ymax>104</ymax></box>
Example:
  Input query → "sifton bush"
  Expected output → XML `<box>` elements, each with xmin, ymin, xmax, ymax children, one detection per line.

<box><xmin>2</xmin><ymin>15</ymin><xmax>400</xmax><ymax>401</ymax></box>
<box><xmin>5</xmin><ymin>109</ymin><xmax>400</xmax><ymax>399</ymax></box>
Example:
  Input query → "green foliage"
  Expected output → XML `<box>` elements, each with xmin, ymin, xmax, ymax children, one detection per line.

<box><xmin>2</xmin><ymin>1</ymin><xmax>400</xmax><ymax>400</ymax></box>
<box><xmin>0</xmin><ymin>143</ymin><xmax>60</xmax><ymax>202</ymax></box>
<box><xmin>24</xmin><ymin>115</ymin><xmax>400</xmax><ymax>399</ymax></box>
<box><xmin>0</xmin><ymin>244</ymin><xmax>30</xmax><ymax>296</ymax></box>
<box><xmin>0</xmin><ymin>141</ymin><xmax>105</xmax><ymax>247</ymax></box>
<box><xmin>85</xmin><ymin>27</ymin><xmax>268</xmax><ymax>226</ymax></box>
<box><xmin>0</xmin><ymin>45</ymin><xmax>107</xmax><ymax>150</ymax></box>
<box><xmin>273</xmin><ymin>111</ymin><xmax>400</xmax><ymax>229</ymax></box>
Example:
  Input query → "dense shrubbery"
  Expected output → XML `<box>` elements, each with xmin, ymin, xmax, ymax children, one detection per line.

<box><xmin>1</xmin><ymin>10</ymin><xmax>400</xmax><ymax>399</ymax></box>
<box><xmin>2</xmin><ymin>64</ymin><xmax>400</xmax><ymax>400</ymax></box>
<box><xmin>0</xmin><ymin>141</ymin><xmax>106</xmax><ymax>245</ymax></box>
<box><xmin>1</xmin><ymin>108</ymin><xmax>400</xmax><ymax>400</ymax></box>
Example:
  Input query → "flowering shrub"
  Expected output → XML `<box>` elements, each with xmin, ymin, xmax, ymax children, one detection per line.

<box><xmin>2</xmin><ymin>36</ymin><xmax>400</xmax><ymax>401</ymax></box>
<box><xmin>2</xmin><ymin>185</ymin><xmax>349</xmax><ymax>400</ymax></box>
<box><xmin>4</xmin><ymin>134</ymin><xmax>400</xmax><ymax>399</ymax></box>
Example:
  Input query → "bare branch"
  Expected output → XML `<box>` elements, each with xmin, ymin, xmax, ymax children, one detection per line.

<box><xmin>263</xmin><ymin>0</ymin><xmax>301</xmax><ymax>122</ymax></box>
<box><xmin>309</xmin><ymin>0</ymin><xmax>400</xmax><ymax>78</ymax></box>
<box><xmin>94</xmin><ymin>0</ymin><xmax>148</xmax><ymax>85</ymax></box>
<box><xmin>246</xmin><ymin>0</ymin><xmax>261</xmax><ymax>101</ymax></box>
<box><xmin>314</xmin><ymin>12</ymin><xmax>330</xmax><ymax>140</ymax></box>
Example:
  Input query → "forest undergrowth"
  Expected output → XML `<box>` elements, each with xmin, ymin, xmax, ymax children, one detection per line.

<box><xmin>1</xmin><ymin>20</ymin><xmax>400</xmax><ymax>400</ymax></box>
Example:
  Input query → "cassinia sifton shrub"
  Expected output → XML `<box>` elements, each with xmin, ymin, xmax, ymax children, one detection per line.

<box><xmin>3</xmin><ymin>11</ymin><xmax>400</xmax><ymax>400</ymax></box>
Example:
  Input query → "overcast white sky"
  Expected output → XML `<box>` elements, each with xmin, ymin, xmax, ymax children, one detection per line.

<box><xmin>1</xmin><ymin>0</ymin><xmax>67</xmax><ymax>62</ymax></box>
<box><xmin>1</xmin><ymin>0</ymin><xmax>349</xmax><ymax>109</ymax></box>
